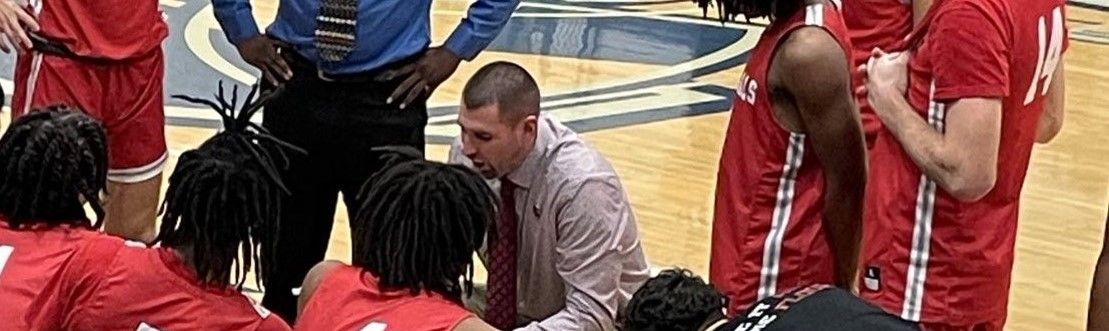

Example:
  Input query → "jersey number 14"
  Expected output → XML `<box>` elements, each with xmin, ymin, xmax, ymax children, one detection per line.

<box><xmin>1023</xmin><ymin>6</ymin><xmax>1064</xmax><ymax>106</ymax></box>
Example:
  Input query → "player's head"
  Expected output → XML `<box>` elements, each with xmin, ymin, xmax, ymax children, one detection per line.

<box><xmin>623</xmin><ymin>268</ymin><xmax>729</xmax><ymax>331</ymax></box>
<box><xmin>694</xmin><ymin>0</ymin><xmax>800</xmax><ymax>21</ymax></box>
<box><xmin>352</xmin><ymin>149</ymin><xmax>496</xmax><ymax>299</ymax></box>
<box><xmin>457</xmin><ymin>61</ymin><xmax>541</xmax><ymax>179</ymax></box>
<box><xmin>0</xmin><ymin>106</ymin><xmax>108</xmax><ymax>229</ymax></box>
<box><xmin>158</xmin><ymin>82</ymin><xmax>299</xmax><ymax>288</ymax></box>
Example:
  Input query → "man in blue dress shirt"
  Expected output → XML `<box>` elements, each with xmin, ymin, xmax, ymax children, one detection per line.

<box><xmin>212</xmin><ymin>0</ymin><xmax>519</xmax><ymax>321</ymax></box>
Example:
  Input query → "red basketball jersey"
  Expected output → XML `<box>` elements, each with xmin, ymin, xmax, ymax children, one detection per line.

<box><xmin>841</xmin><ymin>0</ymin><xmax>913</xmax><ymax>143</ymax></box>
<box><xmin>0</xmin><ymin>219</ymin><xmax>101</xmax><ymax>331</ymax></box>
<box><xmin>29</xmin><ymin>0</ymin><xmax>168</xmax><ymax>59</ymax></box>
<box><xmin>27</xmin><ymin>236</ymin><xmax>291</xmax><ymax>331</ymax></box>
<box><xmin>860</xmin><ymin>0</ymin><xmax>1068</xmax><ymax>325</ymax></box>
<box><xmin>296</xmin><ymin>264</ymin><xmax>475</xmax><ymax>331</ymax></box>
<box><xmin>710</xmin><ymin>1</ymin><xmax>856</xmax><ymax>314</ymax></box>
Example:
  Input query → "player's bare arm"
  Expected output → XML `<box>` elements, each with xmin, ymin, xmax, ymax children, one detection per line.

<box><xmin>865</xmin><ymin>52</ymin><xmax>1002</xmax><ymax>202</ymax></box>
<box><xmin>453</xmin><ymin>317</ymin><xmax>499</xmax><ymax>331</ymax></box>
<box><xmin>1036</xmin><ymin>63</ymin><xmax>1066</xmax><ymax>143</ymax></box>
<box><xmin>772</xmin><ymin>26</ymin><xmax>867</xmax><ymax>290</ymax></box>
<box><xmin>296</xmin><ymin>261</ymin><xmax>343</xmax><ymax>316</ymax></box>
<box><xmin>0</xmin><ymin>0</ymin><xmax>37</xmax><ymax>53</ymax></box>
<box><xmin>1089</xmin><ymin>206</ymin><xmax>1109</xmax><ymax>331</ymax></box>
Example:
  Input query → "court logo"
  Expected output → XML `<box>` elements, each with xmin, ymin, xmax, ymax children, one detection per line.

<box><xmin>164</xmin><ymin>0</ymin><xmax>762</xmax><ymax>144</ymax></box>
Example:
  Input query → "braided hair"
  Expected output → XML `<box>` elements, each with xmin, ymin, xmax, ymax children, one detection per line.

<box><xmin>352</xmin><ymin>147</ymin><xmax>497</xmax><ymax>300</ymax></box>
<box><xmin>0</xmin><ymin>106</ymin><xmax>107</xmax><ymax>229</ymax></box>
<box><xmin>157</xmin><ymin>82</ymin><xmax>302</xmax><ymax>289</ymax></box>
<box><xmin>694</xmin><ymin>0</ymin><xmax>802</xmax><ymax>22</ymax></box>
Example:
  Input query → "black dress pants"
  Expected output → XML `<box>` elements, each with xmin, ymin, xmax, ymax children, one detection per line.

<box><xmin>259</xmin><ymin>52</ymin><xmax>426</xmax><ymax>322</ymax></box>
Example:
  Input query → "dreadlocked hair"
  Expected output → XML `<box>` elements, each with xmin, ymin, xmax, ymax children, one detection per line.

<box><xmin>157</xmin><ymin>81</ymin><xmax>302</xmax><ymax>289</ymax></box>
<box><xmin>693</xmin><ymin>0</ymin><xmax>801</xmax><ymax>22</ymax></box>
<box><xmin>0</xmin><ymin>106</ymin><xmax>107</xmax><ymax>229</ymax></box>
<box><xmin>352</xmin><ymin>147</ymin><xmax>497</xmax><ymax>300</ymax></box>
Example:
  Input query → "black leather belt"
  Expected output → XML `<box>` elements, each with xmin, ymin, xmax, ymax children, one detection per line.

<box><xmin>280</xmin><ymin>47</ymin><xmax>421</xmax><ymax>84</ymax></box>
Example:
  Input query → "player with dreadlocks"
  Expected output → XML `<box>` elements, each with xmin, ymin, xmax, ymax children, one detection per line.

<box><xmin>295</xmin><ymin>150</ymin><xmax>499</xmax><ymax>331</ymax></box>
<box><xmin>27</xmin><ymin>82</ymin><xmax>296</xmax><ymax>331</ymax></box>
<box><xmin>700</xmin><ymin>0</ymin><xmax>868</xmax><ymax>315</ymax></box>
<box><xmin>0</xmin><ymin>106</ymin><xmax>110</xmax><ymax>331</ymax></box>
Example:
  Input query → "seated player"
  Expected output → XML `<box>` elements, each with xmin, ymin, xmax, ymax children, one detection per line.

<box><xmin>295</xmin><ymin>151</ymin><xmax>499</xmax><ymax>331</ymax></box>
<box><xmin>623</xmin><ymin>268</ymin><xmax>920</xmax><ymax>331</ymax></box>
<box><xmin>26</xmin><ymin>84</ymin><xmax>295</xmax><ymax>330</ymax></box>
<box><xmin>0</xmin><ymin>107</ymin><xmax>110</xmax><ymax>331</ymax></box>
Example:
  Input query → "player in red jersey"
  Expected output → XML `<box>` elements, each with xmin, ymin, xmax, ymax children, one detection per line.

<box><xmin>697</xmin><ymin>0</ymin><xmax>868</xmax><ymax>314</ymax></box>
<box><xmin>296</xmin><ymin>152</ymin><xmax>498</xmax><ymax>331</ymax></box>
<box><xmin>858</xmin><ymin>0</ymin><xmax>1068</xmax><ymax>328</ymax></box>
<box><xmin>0</xmin><ymin>0</ymin><xmax>169</xmax><ymax>243</ymax></box>
<box><xmin>26</xmin><ymin>85</ymin><xmax>294</xmax><ymax>331</ymax></box>
<box><xmin>0</xmin><ymin>107</ymin><xmax>109</xmax><ymax>331</ymax></box>
<box><xmin>841</xmin><ymin>0</ymin><xmax>933</xmax><ymax>146</ymax></box>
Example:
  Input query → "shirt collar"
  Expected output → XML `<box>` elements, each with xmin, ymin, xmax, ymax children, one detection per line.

<box><xmin>503</xmin><ymin>114</ymin><xmax>553</xmax><ymax>189</ymax></box>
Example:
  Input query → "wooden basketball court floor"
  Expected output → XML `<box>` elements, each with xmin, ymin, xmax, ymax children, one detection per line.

<box><xmin>1</xmin><ymin>0</ymin><xmax>1105</xmax><ymax>329</ymax></box>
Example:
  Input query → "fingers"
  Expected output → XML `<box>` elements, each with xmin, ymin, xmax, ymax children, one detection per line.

<box><xmin>14</xmin><ymin>7</ymin><xmax>37</xmax><ymax>31</ymax></box>
<box><xmin>388</xmin><ymin>73</ymin><xmax>422</xmax><ymax>107</ymax></box>
<box><xmin>267</xmin><ymin>52</ymin><xmax>292</xmax><ymax>80</ymax></box>
<box><xmin>0</xmin><ymin>35</ymin><xmax>12</xmax><ymax>53</ymax></box>
<box><xmin>400</xmin><ymin>80</ymin><xmax>429</xmax><ymax>109</ymax></box>
<box><xmin>5</xmin><ymin>16</ymin><xmax>29</xmax><ymax>49</ymax></box>
<box><xmin>376</xmin><ymin>64</ymin><xmax>416</xmax><ymax>82</ymax></box>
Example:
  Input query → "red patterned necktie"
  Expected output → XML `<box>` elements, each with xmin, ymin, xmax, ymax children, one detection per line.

<box><xmin>486</xmin><ymin>179</ymin><xmax>519</xmax><ymax>330</ymax></box>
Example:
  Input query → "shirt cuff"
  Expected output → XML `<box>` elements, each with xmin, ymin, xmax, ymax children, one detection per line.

<box><xmin>444</xmin><ymin>28</ymin><xmax>486</xmax><ymax>61</ymax></box>
<box><xmin>215</xmin><ymin>8</ymin><xmax>262</xmax><ymax>45</ymax></box>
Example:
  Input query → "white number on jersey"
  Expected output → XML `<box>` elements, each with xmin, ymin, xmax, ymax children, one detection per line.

<box><xmin>136</xmin><ymin>322</ymin><xmax>161</xmax><ymax>331</ymax></box>
<box><xmin>1023</xmin><ymin>6</ymin><xmax>1064</xmax><ymax>106</ymax></box>
<box><xmin>361</xmin><ymin>322</ymin><xmax>388</xmax><ymax>331</ymax></box>
<box><xmin>0</xmin><ymin>245</ymin><xmax>13</xmax><ymax>278</ymax></box>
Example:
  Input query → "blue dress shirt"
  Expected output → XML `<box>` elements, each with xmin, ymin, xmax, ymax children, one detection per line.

<box><xmin>213</xmin><ymin>0</ymin><xmax>520</xmax><ymax>74</ymax></box>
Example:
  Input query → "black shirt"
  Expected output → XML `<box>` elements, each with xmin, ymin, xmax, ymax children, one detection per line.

<box><xmin>718</xmin><ymin>285</ymin><xmax>920</xmax><ymax>331</ymax></box>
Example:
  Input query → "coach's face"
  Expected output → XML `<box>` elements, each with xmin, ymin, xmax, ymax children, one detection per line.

<box><xmin>458</xmin><ymin>104</ymin><xmax>538</xmax><ymax>179</ymax></box>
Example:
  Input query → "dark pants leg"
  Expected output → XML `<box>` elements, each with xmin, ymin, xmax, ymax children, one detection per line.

<box><xmin>260</xmin><ymin>59</ymin><xmax>427</xmax><ymax>322</ymax></box>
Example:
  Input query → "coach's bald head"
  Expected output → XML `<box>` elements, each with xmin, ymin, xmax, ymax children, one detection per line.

<box><xmin>457</xmin><ymin>62</ymin><xmax>542</xmax><ymax>179</ymax></box>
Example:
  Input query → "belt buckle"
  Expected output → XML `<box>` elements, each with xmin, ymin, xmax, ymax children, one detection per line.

<box><xmin>317</xmin><ymin>69</ymin><xmax>336</xmax><ymax>82</ymax></box>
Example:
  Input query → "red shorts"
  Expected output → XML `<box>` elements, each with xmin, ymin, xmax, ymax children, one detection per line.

<box><xmin>11</xmin><ymin>48</ymin><xmax>167</xmax><ymax>183</ymax></box>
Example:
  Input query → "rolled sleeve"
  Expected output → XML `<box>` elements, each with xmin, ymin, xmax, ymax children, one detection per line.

<box><xmin>517</xmin><ymin>177</ymin><xmax>625</xmax><ymax>331</ymax></box>
<box><xmin>443</xmin><ymin>0</ymin><xmax>520</xmax><ymax>60</ymax></box>
<box><xmin>213</xmin><ymin>0</ymin><xmax>262</xmax><ymax>44</ymax></box>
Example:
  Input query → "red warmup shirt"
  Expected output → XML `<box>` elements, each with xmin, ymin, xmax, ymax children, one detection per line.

<box><xmin>710</xmin><ymin>0</ymin><xmax>857</xmax><ymax>314</ymax></box>
<box><xmin>841</xmin><ymin>0</ymin><xmax>913</xmax><ymax>143</ymax></box>
<box><xmin>29</xmin><ymin>0</ymin><xmax>168</xmax><ymax>59</ymax></box>
<box><xmin>26</xmin><ymin>236</ymin><xmax>292</xmax><ymax>330</ymax></box>
<box><xmin>296</xmin><ymin>264</ymin><xmax>475</xmax><ymax>331</ymax></box>
<box><xmin>860</xmin><ymin>0</ymin><xmax>1068</xmax><ymax>324</ymax></box>
<box><xmin>0</xmin><ymin>219</ymin><xmax>101</xmax><ymax>331</ymax></box>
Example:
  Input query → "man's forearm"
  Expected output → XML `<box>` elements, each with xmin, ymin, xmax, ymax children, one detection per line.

<box><xmin>822</xmin><ymin>179</ymin><xmax>864</xmax><ymax>288</ymax></box>
<box><xmin>876</xmin><ymin>94</ymin><xmax>956</xmax><ymax>189</ymax></box>
<box><xmin>212</xmin><ymin>0</ymin><xmax>261</xmax><ymax>44</ymax></box>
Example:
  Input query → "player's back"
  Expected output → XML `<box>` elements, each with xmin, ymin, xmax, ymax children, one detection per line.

<box><xmin>296</xmin><ymin>264</ymin><xmax>474</xmax><ymax>331</ymax></box>
<box><xmin>33</xmin><ymin>0</ymin><xmax>168</xmax><ymax>59</ymax></box>
<box><xmin>0</xmin><ymin>219</ymin><xmax>100</xmax><ymax>331</ymax></box>
<box><xmin>27</xmin><ymin>236</ymin><xmax>291</xmax><ymax>331</ymax></box>
<box><xmin>711</xmin><ymin>0</ymin><xmax>854</xmax><ymax>313</ymax></box>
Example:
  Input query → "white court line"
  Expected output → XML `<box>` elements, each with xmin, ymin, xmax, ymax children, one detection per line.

<box><xmin>159</xmin><ymin>0</ymin><xmax>186</xmax><ymax>8</ymax></box>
